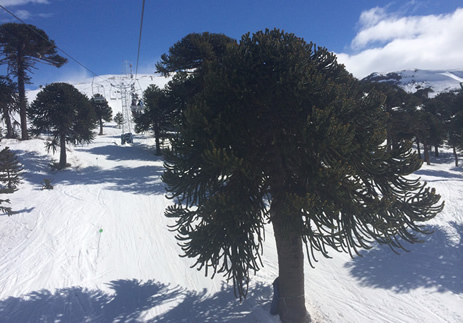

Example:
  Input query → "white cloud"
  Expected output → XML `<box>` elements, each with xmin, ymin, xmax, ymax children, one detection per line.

<box><xmin>55</xmin><ymin>66</ymin><xmax>92</xmax><ymax>85</ymax></box>
<box><xmin>0</xmin><ymin>0</ymin><xmax>52</xmax><ymax>22</ymax></box>
<box><xmin>13</xmin><ymin>9</ymin><xmax>31</xmax><ymax>19</ymax></box>
<box><xmin>357</xmin><ymin>6</ymin><xmax>389</xmax><ymax>29</ymax></box>
<box><xmin>337</xmin><ymin>7</ymin><xmax>463</xmax><ymax>79</ymax></box>
<box><xmin>0</xmin><ymin>0</ymin><xmax>49</xmax><ymax>6</ymax></box>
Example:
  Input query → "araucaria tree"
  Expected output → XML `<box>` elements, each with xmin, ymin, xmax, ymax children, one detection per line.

<box><xmin>162</xmin><ymin>29</ymin><xmax>443</xmax><ymax>323</ymax></box>
<box><xmin>134</xmin><ymin>84</ymin><xmax>170</xmax><ymax>155</ymax></box>
<box><xmin>114</xmin><ymin>112</ymin><xmax>124</xmax><ymax>129</ymax></box>
<box><xmin>0</xmin><ymin>146</ymin><xmax>23</xmax><ymax>193</ymax></box>
<box><xmin>29</xmin><ymin>83</ymin><xmax>96</xmax><ymax>169</ymax></box>
<box><xmin>91</xmin><ymin>94</ymin><xmax>113</xmax><ymax>135</ymax></box>
<box><xmin>0</xmin><ymin>76</ymin><xmax>18</xmax><ymax>138</ymax></box>
<box><xmin>0</xmin><ymin>146</ymin><xmax>23</xmax><ymax>216</ymax></box>
<box><xmin>0</xmin><ymin>23</ymin><xmax>67</xmax><ymax>140</ymax></box>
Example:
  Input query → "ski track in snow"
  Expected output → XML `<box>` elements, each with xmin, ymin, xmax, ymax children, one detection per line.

<box><xmin>0</xmin><ymin>123</ymin><xmax>461</xmax><ymax>322</ymax></box>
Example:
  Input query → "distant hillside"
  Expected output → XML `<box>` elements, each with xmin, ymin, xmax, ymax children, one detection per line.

<box><xmin>362</xmin><ymin>69</ymin><xmax>463</xmax><ymax>96</ymax></box>
<box><xmin>26</xmin><ymin>74</ymin><xmax>171</xmax><ymax>116</ymax></box>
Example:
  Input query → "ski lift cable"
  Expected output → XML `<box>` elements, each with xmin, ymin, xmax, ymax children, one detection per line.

<box><xmin>0</xmin><ymin>4</ymin><xmax>111</xmax><ymax>86</ymax></box>
<box><xmin>134</xmin><ymin>0</ymin><xmax>146</xmax><ymax>80</ymax></box>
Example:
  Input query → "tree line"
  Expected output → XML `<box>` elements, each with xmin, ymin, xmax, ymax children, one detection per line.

<box><xmin>362</xmin><ymin>81</ymin><xmax>463</xmax><ymax>166</ymax></box>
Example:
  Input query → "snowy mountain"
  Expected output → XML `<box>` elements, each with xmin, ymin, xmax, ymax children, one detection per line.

<box><xmin>0</xmin><ymin>74</ymin><xmax>461</xmax><ymax>322</ymax></box>
<box><xmin>362</xmin><ymin>69</ymin><xmax>463</xmax><ymax>96</ymax></box>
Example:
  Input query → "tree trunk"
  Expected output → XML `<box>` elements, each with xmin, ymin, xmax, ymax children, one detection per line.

<box><xmin>59</xmin><ymin>134</ymin><xmax>67</xmax><ymax>168</ymax></box>
<box><xmin>17</xmin><ymin>53</ymin><xmax>29</xmax><ymax>140</ymax></box>
<box><xmin>453</xmin><ymin>145</ymin><xmax>458</xmax><ymax>167</ymax></box>
<box><xmin>271</xmin><ymin>202</ymin><xmax>310</xmax><ymax>323</ymax></box>
<box><xmin>1</xmin><ymin>105</ymin><xmax>13</xmax><ymax>138</ymax></box>
<box><xmin>99</xmin><ymin>119</ymin><xmax>104</xmax><ymax>135</ymax></box>
<box><xmin>416</xmin><ymin>137</ymin><xmax>421</xmax><ymax>159</ymax></box>
<box><xmin>154</xmin><ymin>121</ymin><xmax>161</xmax><ymax>155</ymax></box>
<box><xmin>423</xmin><ymin>141</ymin><xmax>430</xmax><ymax>165</ymax></box>
<box><xmin>386</xmin><ymin>129</ymin><xmax>392</xmax><ymax>153</ymax></box>
<box><xmin>434</xmin><ymin>145</ymin><xmax>439</xmax><ymax>157</ymax></box>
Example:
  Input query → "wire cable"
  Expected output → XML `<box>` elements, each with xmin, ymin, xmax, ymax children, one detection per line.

<box><xmin>135</xmin><ymin>0</ymin><xmax>146</xmax><ymax>79</ymax></box>
<box><xmin>0</xmin><ymin>4</ymin><xmax>108</xmax><ymax>84</ymax></box>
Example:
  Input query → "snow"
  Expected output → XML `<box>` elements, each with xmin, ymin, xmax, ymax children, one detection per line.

<box><xmin>0</xmin><ymin>76</ymin><xmax>461</xmax><ymax>322</ymax></box>
<box><xmin>364</xmin><ymin>69</ymin><xmax>463</xmax><ymax>97</ymax></box>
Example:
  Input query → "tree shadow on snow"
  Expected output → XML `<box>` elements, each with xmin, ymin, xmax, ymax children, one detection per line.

<box><xmin>0</xmin><ymin>279</ymin><xmax>275</xmax><ymax>323</ymax></box>
<box><xmin>12</xmin><ymin>149</ymin><xmax>55</xmax><ymax>185</ymax></box>
<box><xmin>53</xmin><ymin>164</ymin><xmax>166</xmax><ymax>195</ymax></box>
<box><xmin>345</xmin><ymin>223</ymin><xmax>463</xmax><ymax>294</ymax></box>
<box><xmin>413</xmin><ymin>151</ymin><xmax>463</xmax><ymax>181</ymax></box>
<box><xmin>75</xmin><ymin>141</ymin><xmax>160</xmax><ymax>163</ymax></box>
<box><xmin>414</xmin><ymin>168</ymin><xmax>463</xmax><ymax>182</ymax></box>
<box><xmin>12</xmin><ymin>147</ymin><xmax>166</xmax><ymax>195</ymax></box>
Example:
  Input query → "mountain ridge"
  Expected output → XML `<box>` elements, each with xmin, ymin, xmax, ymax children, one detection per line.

<box><xmin>362</xmin><ymin>69</ymin><xmax>463</xmax><ymax>96</ymax></box>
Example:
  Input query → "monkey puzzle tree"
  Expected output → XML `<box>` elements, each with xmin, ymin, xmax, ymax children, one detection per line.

<box><xmin>156</xmin><ymin>32</ymin><xmax>236</xmax><ymax>127</ymax></box>
<box><xmin>0</xmin><ymin>146</ymin><xmax>23</xmax><ymax>216</ymax></box>
<box><xmin>114</xmin><ymin>112</ymin><xmax>124</xmax><ymax>129</ymax></box>
<box><xmin>0</xmin><ymin>146</ymin><xmax>23</xmax><ymax>193</ymax></box>
<box><xmin>0</xmin><ymin>23</ymin><xmax>67</xmax><ymax>140</ymax></box>
<box><xmin>91</xmin><ymin>94</ymin><xmax>113</xmax><ymax>135</ymax></box>
<box><xmin>431</xmin><ymin>89</ymin><xmax>463</xmax><ymax>166</ymax></box>
<box><xmin>361</xmin><ymin>82</ymin><xmax>415</xmax><ymax>151</ymax></box>
<box><xmin>0</xmin><ymin>76</ymin><xmax>18</xmax><ymax>138</ymax></box>
<box><xmin>162</xmin><ymin>29</ymin><xmax>443</xmax><ymax>323</ymax></box>
<box><xmin>29</xmin><ymin>83</ymin><xmax>96</xmax><ymax>169</ymax></box>
<box><xmin>134</xmin><ymin>84</ymin><xmax>171</xmax><ymax>155</ymax></box>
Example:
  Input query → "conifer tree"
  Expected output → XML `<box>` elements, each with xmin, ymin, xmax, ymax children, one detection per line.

<box><xmin>114</xmin><ymin>112</ymin><xmax>124</xmax><ymax>129</ymax></box>
<box><xmin>0</xmin><ymin>76</ymin><xmax>18</xmax><ymax>138</ymax></box>
<box><xmin>91</xmin><ymin>94</ymin><xmax>113</xmax><ymax>135</ymax></box>
<box><xmin>134</xmin><ymin>84</ymin><xmax>171</xmax><ymax>155</ymax></box>
<box><xmin>28</xmin><ymin>83</ymin><xmax>96</xmax><ymax>169</ymax></box>
<box><xmin>0</xmin><ymin>146</ymin><xmax>22</xmax><ymax>193</ymax></box>
<box><xmin>362</xmin><ymin>82</ymin><xmax>415</xmax><ymax>151</ymax></box>
<box><xmin>0</xmin><ymin>197</ymin><xmax>11</xmax><ymax>215</ymax></box>
<box><xmin>431</xmin><ymin>90</ymin><xmax>463</xmax><ymax>166</ymax></box>
<box><xmin>161</xmin><ymin>29</ymin><xmax>443</xmax><ymax>323</ymax></box>
<box><xmin>155</xmin><ymin>32</ymin><xmax>236</xmax><ymax>128</ymax></box>
<box><xmin>0</xmin><ymin>146</ymin><xmax>22</xmax><ymax>216</ymax></box>
<box><xmin>0</xmin><ymin>23</ymin><xmax>67</xmax><ymax>140</ymax></box>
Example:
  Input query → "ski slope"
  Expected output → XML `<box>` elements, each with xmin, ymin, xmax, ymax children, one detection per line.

<box><xmin>0</xmin><ymin>76</ymin><xmax>461</xmax><ymax>322</ymax></box>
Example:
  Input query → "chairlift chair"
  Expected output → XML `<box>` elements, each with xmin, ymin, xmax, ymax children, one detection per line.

<box><xmin>121</xmin><ymin>132</ymin><xmax>133</xmax><ymax>145</ymax></box>
<box><xmin>93</xmin><ymin>94</ymin><xmax>106</xmax><ymax>103</ymax></box>
<box><xmin>92</xmin><ymin>78</ymin><xmax>106</xmax><ymax>103</ymax></box>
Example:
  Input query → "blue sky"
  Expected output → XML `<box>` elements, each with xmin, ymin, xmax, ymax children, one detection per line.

<box><xmin>1</xmin><ymin>0</ymin><xmax>462</xmax><ymax>89</ymax></box>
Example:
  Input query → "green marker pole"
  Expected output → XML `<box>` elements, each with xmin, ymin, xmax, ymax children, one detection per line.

<box><xmin>97</xmin><ymin>228</ymin><xmax>103</xmax><ymax>258</ymax></box>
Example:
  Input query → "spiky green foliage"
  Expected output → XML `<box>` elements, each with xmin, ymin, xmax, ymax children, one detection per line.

<box><xmin>155</xmin><ymin>32</ymin><xmax>236</xmax><ymax>77</ymax></box>
<box><xmin>155</xmin><ymin>32</ymin><xmax>237</xmax><ymax>129</ymax></box>
<box><xmin>0</xmin><ymin>146</ymin><xmax>22</xmax><ymax>193</ymax></box>
<box><xmin>429</xmin><ymin>89</ymin><xmax>463</xmax><ymax>165</ymax></box>
<box><xmin>0</xmin><ymin>76</ymin><xmax>18</xmax><ymax>138</ymax></box>
<box><xmin>0</xmin><ymin>23</ymin><xmax>67</xmax><ymax>140</ymax></box>
<box><xmin>114</xmin><ymin>112</ymin><xmax>124</xmax><ymax>129</ymax></box>
<box><xmin>41</xmin><ymin>178</ymin><xmax>54</xmax><ymax>190</ymax></box>
<box><xmin>162</xmin><ymin>29</ymin><xmax>444</xmax><ymax>321</ymax></box>
<box><xmin>28</xmin><ymin>83</ymin><xmax>96</xmax><ymax>169</ymax></box>
<box><xmin>0</xmin><ymin>146</ymin><xmax>22</xmax><ymax>216</ymax></box>
<box><xmin>361</xmin><ymin>82</ymin><xmax>416</xmax><ymax>151</ymax></box>
<box><xmin>91</xmin><ymin>94</ymin><xmax>113</xmax><ymax>135</ymax></box>
<box><xmin>0</xmin><ymin>198</ymin><xmax>11</xmax><ymax>216</ymax></box>
<box><xmin>134</xmin><ymin>85</ymin><xmax>171</xmax><ymax>155</ymax></box>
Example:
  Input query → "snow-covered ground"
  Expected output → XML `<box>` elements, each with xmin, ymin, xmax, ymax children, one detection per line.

<box><xmin>0</xmin><ymin>76</ymin><xmax>461</xmax><ymax>322</ymax></box>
